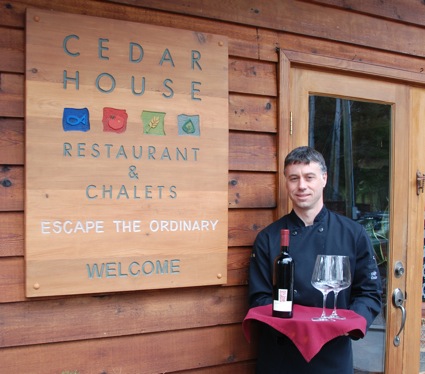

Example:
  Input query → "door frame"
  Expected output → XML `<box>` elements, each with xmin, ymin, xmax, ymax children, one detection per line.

<box><xmin>278</xmin><ymin>49</ymin><xmax>425</xmax><ymax>373</ymax></box>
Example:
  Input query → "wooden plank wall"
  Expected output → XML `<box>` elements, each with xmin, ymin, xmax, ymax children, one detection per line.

<box><xmin>0</xmin><ymin>0</ymin><xmax>276</xmax><ymax>372</ymax></box>
<box><xmin>0</xmin><ymin>0</ymin><xmax>424</xmax><ymax>372</ymax></box>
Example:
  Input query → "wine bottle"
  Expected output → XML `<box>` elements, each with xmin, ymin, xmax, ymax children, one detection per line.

<box><xmin>272</xmin><ymin>229</ymin><xmax>294</xmax><ymax>318</ymax></box>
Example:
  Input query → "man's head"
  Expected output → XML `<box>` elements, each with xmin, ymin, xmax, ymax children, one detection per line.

<box><xmin>284</xmin><ymin>146</ymin><xmax>327</xmax><ymax>175</ymax></box>
<box><xmin>284</xmin><ymin>146</ymin><xmax>327</xmax><ymax>216</ymax></box>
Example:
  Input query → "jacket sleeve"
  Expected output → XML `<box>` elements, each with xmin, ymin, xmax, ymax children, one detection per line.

<box><xmin>349</xmin><ymin>226</ymin><xmax>383</xmax><ymax>331</ymax></box>
<box><xmin>248</xmin><ymin>231</ymin><xmax>274</xmax><ymax>308</ymax></box>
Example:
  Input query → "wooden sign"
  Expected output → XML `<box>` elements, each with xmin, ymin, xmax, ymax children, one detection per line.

<box><xmin>25</xmin><ymin>9</ymin><xmax>229</xmax><ymax>297</ymax></box>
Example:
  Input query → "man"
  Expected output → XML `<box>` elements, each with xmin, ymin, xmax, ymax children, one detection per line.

<box><xmin>248</xmin><ymin>146</ymin><xmax>382</xmax><ymax>374</ymax></box>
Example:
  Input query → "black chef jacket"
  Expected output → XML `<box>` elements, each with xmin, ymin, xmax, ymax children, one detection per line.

<box><xmin>248</xmin><ymin>207</ymin><xmax>382</xmax><ymax>374</ymax></box>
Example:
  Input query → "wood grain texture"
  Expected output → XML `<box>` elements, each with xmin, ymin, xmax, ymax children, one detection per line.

<box><xmin>304</xmin><ymin>0</ymin><xmax>425</xmax><ymax>26</ymax></box>
<box><xmin>229</xmin><ymin>94</ymin><xmax>277</xmax><ymax>133</ymax></box>
<box><xmin>0</xmin><ymin>324</ymin><xmax>257</xmax><ymax>373</ymax></box>
<box><xmin>24</xmin><ymin>8</ymin><xmax>230</xmax><ymax>297</ymax></box>
<box><xmin>405</xmin><ymin>86</ymin><xmax>425</xmax><ymax>374</ymax></box>
<box><xmin>0</xmin><ymin>93</ymin><xmax>23</xmax><ymax>118</ymax></box>
<box><xmin>229</xmin><ymin>58</ymin><xmax>277</xmax><ymax>96</ymax></box>
<box><xmin>172</xmin><ymin>361</ymin><xmax>256</xmax><ymax>373</ymax></box>
<box><xmin>117</xmin><ymin>0</ymin><xmax>425</xmax><ymax>57</ymax></box>
<box><xmin>227</xmin><ymin>247</ymin><xmax>251</xmax><ymax>286</ymax></box>
<box><xmin>0</xmin><ymin>212</ymin><xmax>23</xmax><ymax>256</ymax></box>
<box><xmin>0</xmin><ymin>73</ymin><xmax>24</xmax><ymax>118</ymax></box>
<box><xmin>0</xmin><ymin>119</ymin><xmax>24</xmax><ymax>165</ymax></box>
<box><xmin>229</xmin><ymin>131</ymin><xmax>277</xmax><ymax>172</ymax></box>
<box><xmin>0</xmin><ymin>0</ymin><xmax>264</xmax><ymax>60</ymax></box>
<box><xmin>228</xmin><ymin>172</ymin><xmax>276</xmax><ymax>208</ymax></box>
<box><xmin>0</xmin><ymin>248</ymin><xmax>252</xmax><ymax>303</ymax></box>
<box><xmin>0</xmin><ymin>257</ymin><xmax>25</xmax><ymax>302</ymax></box>
<box><xmin>3</xmin><ymin>167</ymin><xmax>277</xmax><ymax>211</ymax></box>
<box><xmin>0</xmin><ymin>26</ymin><xmax>24</xmax><ymax>72</ymax></box>
<box><xmin>0</xmin><ymin>285</ymin><xmax>249</xmax><ymax>347</ymax></box>
<box><xmin>277</xmin><ymin>32</ymin><xmax>425</xmax><ymax>82</ymax></box>
<box><xmin>229</xmin><ymin>208</ymin><xmax>275</xmax><ymax>247</ymax></box>
<box><xmin>0</xmin><ymin>165</ymin><xmax>24</xmax><ymax>211</ymax></box>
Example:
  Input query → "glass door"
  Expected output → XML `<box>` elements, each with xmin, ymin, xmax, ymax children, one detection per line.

<box><xmin>288</xmin><ymin>68</ymin><xmax>425</xmax><ymax>373</ymax></box>
<box><xmin>310</xmin><ymin>96</ymin><xmax>389</xmax><ymax>373</ymax></box>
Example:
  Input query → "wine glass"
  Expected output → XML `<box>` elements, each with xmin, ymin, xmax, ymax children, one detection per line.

<box><xmin>328</xmin><ymin>255</ymin><xmax>351</xmax><ymax>320</ymax></box>
<box><xmin>311</xmin><ymin>255</ymin><xmax>334</xmax><ymax>321</ymax></box>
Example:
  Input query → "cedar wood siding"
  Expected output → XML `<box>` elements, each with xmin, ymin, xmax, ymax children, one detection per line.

<box><xmin>0</xmin><ymin>0</ymin><xmax>424</xmax><ymax>372</ymax></box>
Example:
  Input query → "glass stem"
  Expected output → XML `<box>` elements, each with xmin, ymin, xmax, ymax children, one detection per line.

<box><xmin>332</xmin><ymin>291</ymin><xmax>340</xmax><ymax>315</ymax></box>
<box><xmin>321</xmin><ymin>291</ymin><xmax>329</xmax><ymax>318</ymax></box>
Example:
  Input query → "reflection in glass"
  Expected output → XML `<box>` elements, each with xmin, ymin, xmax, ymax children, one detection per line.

<box><xmin>309</xmin><ymin>96</ymin><xmax>390</xmax><ymax>373</ymax></box>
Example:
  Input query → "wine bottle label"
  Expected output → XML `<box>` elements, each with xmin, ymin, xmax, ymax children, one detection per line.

<box><xmin>273</xmin><ymin>288</ymin><xmax>292</xmax><ymax>312</ymax></box>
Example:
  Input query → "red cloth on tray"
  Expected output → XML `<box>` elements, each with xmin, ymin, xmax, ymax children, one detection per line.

<box><xmin>242</xmin><ymin>304</ymin><xmax>366</xmax><ymax>362</ymax></box>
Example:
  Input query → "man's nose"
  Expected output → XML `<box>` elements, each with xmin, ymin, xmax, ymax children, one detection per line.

<box><xmin>298</xmin><ymin>178</ymin><xmax>307</xmax><ymax>189</ymax></box>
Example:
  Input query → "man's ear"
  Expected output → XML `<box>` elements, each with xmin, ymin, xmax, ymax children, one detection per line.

<box><xmin>322</xmin><ymin>172</ymin><xmax>328</xmax><ymax>187</ymax></box>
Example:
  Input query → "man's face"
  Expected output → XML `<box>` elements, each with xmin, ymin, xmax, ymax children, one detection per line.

<box><xmin>285</xmin><ymin>161</ymin><xmax>327</xmax><ymax>211</ymax></box>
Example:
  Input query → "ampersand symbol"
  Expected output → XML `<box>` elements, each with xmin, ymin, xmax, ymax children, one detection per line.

<box><xmin>128</xmin><ymin>165</ymin><xmax>139</xmax><ymax>179</ymax></box>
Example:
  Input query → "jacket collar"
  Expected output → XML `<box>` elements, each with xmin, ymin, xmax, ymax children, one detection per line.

<box><xmin>288</xmin><ymin>206</ymin><xmax>328</xmax><ymax>227</ymax></box>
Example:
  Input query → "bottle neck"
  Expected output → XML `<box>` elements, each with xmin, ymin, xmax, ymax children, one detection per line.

<box><xmin>281</xmin><ymin>247</ymin><xmax>290</xmax><ymax>255</ymax></box>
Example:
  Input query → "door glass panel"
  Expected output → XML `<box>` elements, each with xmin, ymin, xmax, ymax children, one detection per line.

<box><xmin>309</xmin><ymin>96</ymin><xmax>390</xmax><ymax>374</ymax></box>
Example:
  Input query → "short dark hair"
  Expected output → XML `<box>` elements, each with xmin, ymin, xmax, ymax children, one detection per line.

<box><xmin>284</xmin><ymin>146</ymin><xmax>327</xmax><ymax>174</ymax></box>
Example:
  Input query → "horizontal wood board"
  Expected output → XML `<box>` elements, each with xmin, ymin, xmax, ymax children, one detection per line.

<box><xmin>117</xmin><ymin>0</ymin><xmax>425</xmax><ymax>58</ymax></box>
